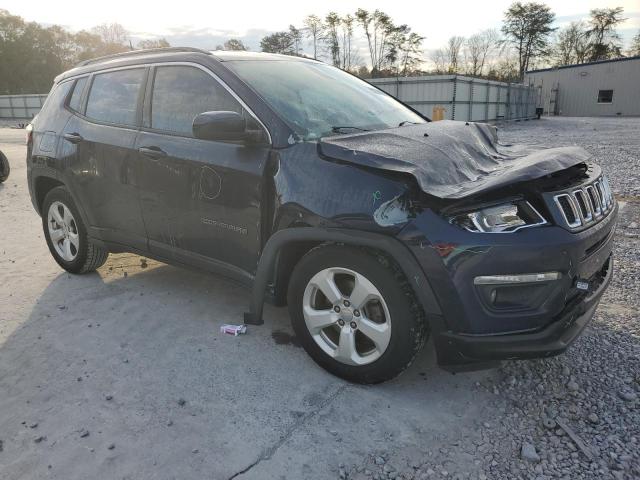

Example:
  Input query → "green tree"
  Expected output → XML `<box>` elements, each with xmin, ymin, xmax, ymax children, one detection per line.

<box><xmin>502</xmin><ymin>2</ymin><xmax>556</xmax><ymax>79</ymax></box>
<box><xmin>587</xmin><ymin>7</ymin><xmax>626</xmax><ymax>61</ymax></box>
<box><xmin>215</xmin><ymin>39</ymin><xmax>247</xmax><ymax>51</ymax></box>
<box><xmin>289</xmin><ymin>25</ymin><xmax>302</xmax><ymax>55</ymax></box>
<box><xmin>629</xmin><ymin>31</ymin><xmax>640</xmax><ymax>56</ymax></box>
<box><xmin>355</xmin><ymin>9</ymin><xmax>395</xmax><ymax>76</ymax></box>
<box><xmin>260</xmin><ymin>31</ymin><xmax>294</xmax><ymax>55</ymax></box>
<box><xmin>324</xmin><ymin>12</ymin><xmax>341</xmax><ymax>67</ymax></box>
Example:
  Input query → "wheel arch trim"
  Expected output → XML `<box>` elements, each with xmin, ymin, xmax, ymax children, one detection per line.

<box><xmin>244</xmin><ymin>227</ymin><xmax>442</xmax><ymax>325</ymax></box>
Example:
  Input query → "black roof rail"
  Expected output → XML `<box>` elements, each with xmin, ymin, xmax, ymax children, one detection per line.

<box><xmin>75</xmin><ymin>47</ymin><xmax>212</xmax><ymax>67</ymax></box>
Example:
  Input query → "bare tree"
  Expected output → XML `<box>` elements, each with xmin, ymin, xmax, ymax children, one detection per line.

<box><xmin>445</xmin><ymin>36</ymin><xmax>465</xmax><ymax>73</ymax></box>
<box><xmin>552</xmin><ymin>21</ymin><xmax>590</xmax><ymax>65</ymax></box>
<box><xmin>430</xmin><ymin>48</ymin><xmax>448</xmax><ymax>73</ymax></box>
<box><xmin>303</xmin><ymin>14</ymin><xmax>324</xmax><ymax>59</ymax></box>
<box><xmin>587</xmin><ymin>7</ymin><xmax>626</xmax><ymax>61</ymax></box>
<box><xmin>502</xmin><ymin>2</ymin><xmax>556</xmax><ymax>80</ymax></box>
<box><xmin>464</xmin><ymin>29</ymin><xmax>501</xmax><ymax>76</ymax></box>
<box><xmin>340</xmin><ymin>14</ymin><xmax>355</xmax><ymax>70</ymax></box>
<box><xmin>138</xmin><ymin>38</ymin><xmax>170</xmax><ymax>49</ymax></box>
<box><xmin>92</xmin><ymin>23</ymin><xmax>128</xmax><ymax>46</ymax></box>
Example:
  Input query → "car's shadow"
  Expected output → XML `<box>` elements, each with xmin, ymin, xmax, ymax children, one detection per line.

<box><xmin>0</xmin><ymin>254</ymin><xmax>494</xmax><ymax>479</ymax></box>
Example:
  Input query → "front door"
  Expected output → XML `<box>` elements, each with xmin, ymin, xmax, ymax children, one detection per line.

<box><xmin>135</xmin><ymin>64</ymin><xmax>269</xmax><ymax>276</ymax></box>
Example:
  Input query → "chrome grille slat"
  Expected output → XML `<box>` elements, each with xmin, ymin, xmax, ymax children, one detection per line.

<box><xmin>552</xmin><ymin>175</ymin><xmax>613</xmax><ymax>230</ymax></box>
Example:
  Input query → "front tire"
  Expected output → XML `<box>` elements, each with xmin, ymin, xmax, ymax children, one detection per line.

<box><xmin>288</xmin><ymin>245</ymin><xmax>428</xmax><ymax>384</ymax></box>
<box><xmin>42</xmin><ymin>186</ymin><xmax>108</xmax><ymax>273</ymax></box>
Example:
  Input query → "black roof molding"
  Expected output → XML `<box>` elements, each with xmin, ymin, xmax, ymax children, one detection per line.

<box><xmin>527</xmin><ymin>55</ymin><xmax>640</xmax><ymax>74</ymax></box>
<box><xmin>75</xmin><ymin>47</ymin><xmax>212</xmax><ymax>67</ymax></box>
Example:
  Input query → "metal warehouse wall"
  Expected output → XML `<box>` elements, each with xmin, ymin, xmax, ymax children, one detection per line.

<box><xmin>525</xmin><ymin>57</ymin><xmax>640</xmax><ymax>117</ymax></box>
<box><xmin>368</xmin><ymin>75</ymin><xmax>539</xmax><ymax>122</ymax></box>
<box><xmin>0</xmin><ymin>94</ymin><xmax>48</xmax><ymax>119</ymax></box>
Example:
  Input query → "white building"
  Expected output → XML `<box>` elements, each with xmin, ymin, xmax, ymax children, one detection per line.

<box><xmin>525</xmin><ymin>56</ymin><xmax>640</xmax><ymax>117</ymax></box>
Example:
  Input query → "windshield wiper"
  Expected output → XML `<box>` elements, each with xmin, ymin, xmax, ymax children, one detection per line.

<box><xmin>331</xmin><ymin>126</ymin><xmax>371</xmax><ymax>134</ymax></box>
<box><xmin>399</xmin><ymin>120</ymin><xmax>420</xmax><ymax>126</ymax></box>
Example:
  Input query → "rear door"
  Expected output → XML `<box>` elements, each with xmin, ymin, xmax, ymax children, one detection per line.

<box><xmin>62</xmin><ymin>67</ymin><xmax>148</xmax><ymax>250</ymax></box>
<box><xmin>135</xmin><ymin>64</ymin><xmax>270</xmax><ymax>276</ymax></box>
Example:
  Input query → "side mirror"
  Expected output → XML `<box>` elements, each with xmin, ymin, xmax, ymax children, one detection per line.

<box><xmin>192</xmin><ymin>111</ymin><xmax>247</xmax><ymax>141</ymax></box>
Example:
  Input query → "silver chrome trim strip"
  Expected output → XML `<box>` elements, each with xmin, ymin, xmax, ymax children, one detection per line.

<box><xmin>474</xmin><ymin>272</ymin><xmax>562</xmax><ymax>285</ymax></box>
<box><xmin>63</xmin><ymin>61</ymin><xmax>272</xmax><ymax>144</ymax></box>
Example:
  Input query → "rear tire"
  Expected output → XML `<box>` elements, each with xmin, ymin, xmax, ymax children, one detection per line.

<box><xmin>287</xmin><ymin>245</ymin><xmax>428</xmax><ymax>384</ymax></box>
<box><xmin>42</xmin><ymin>186</ymin><xmax>108</xmax><ymax>273</ymax></box>
<box><xmin>0</xmin><ymin>150</ymin><xmax>9</xmax><ymax>183</ymax></box>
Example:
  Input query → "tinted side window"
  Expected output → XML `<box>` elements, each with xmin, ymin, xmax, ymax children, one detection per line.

<box><xmin>86</xmin><ymin>69</ymin><xmax>145</xmax><ymax>126</ymax></box>
<box><xmin>68</xmin><ymin>77</ymin><xmax>88</xmax><ymax>112</ymax></box>
<box><xmin>151</xmin><ymin>66</ymin><xmax>242</xmax><ymax>135</ymax></box>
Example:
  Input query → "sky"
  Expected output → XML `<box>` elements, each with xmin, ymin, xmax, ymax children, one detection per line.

<box><xmin>3</xmin><ymin>0</ymin><xmax>639</xmax><ymax>54</ymax></box>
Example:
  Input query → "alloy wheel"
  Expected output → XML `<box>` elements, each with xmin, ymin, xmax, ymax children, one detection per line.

<box><xmin>302</xmin><ymin>267</ymin><xmax>392</xmax><ymax>366</ymax></box>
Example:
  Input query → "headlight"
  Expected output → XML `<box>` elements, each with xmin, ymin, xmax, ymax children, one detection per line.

<box><xmin>450</xmin><ymin>201</ymin><xmax>547</xmax><ymax>233</ymax></box>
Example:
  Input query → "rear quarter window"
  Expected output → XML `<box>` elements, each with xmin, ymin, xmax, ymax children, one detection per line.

<box><xmin>68</xmin><ymin>77</ymin><xmax>88</xmax><ymax>112</ymax></box>
<box><xmin>34</xmin><ymin>81</ymin><xmax>73</xmax><ymax>128</ymax></box>
<box><xmin>86</xmin><ymin>68</ymin><xmax>145</xmax><ymax>126</ymax></box>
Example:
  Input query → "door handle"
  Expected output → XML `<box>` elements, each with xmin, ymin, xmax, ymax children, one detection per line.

<box><xmin>138</xmin><ymin>146</ymin><xmax>167</xmax><ymax>159</ymax></box>
<box><xmin>63</xmin><ymin>132</ymin><xmax>83</xmax><ymax>144</ymax></box>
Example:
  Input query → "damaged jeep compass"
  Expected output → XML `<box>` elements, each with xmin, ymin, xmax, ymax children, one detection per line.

<box><xmin>27</xmin><ymin>49</ymin><xmax>617</xmax><ymax>383</ymax></box>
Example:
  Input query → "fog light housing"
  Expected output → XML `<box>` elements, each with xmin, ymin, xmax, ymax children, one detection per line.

<box><xmin>474</xmin><ymin>272</ymin><xmax>562</xmax><ymax>312</ymax></box>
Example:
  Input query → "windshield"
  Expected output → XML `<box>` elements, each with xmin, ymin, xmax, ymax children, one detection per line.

<box><xmin>226</xmin><ymin>60</ymin><xmax>426</xmax><ymax>141</ymax></box>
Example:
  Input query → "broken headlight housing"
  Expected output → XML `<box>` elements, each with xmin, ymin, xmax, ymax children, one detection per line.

<box><xmin>451</xmin><ymin>201</ymin><xmax>547</xmax><ymax>233</ymax></box>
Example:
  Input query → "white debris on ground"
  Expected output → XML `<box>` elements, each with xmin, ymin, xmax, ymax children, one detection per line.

<box><xmin>341</xmin><ymin>117</ymin><xmax>640</xmax><ymax>480</ymax></box>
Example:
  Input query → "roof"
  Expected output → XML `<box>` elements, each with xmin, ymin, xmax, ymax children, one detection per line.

<box><xmin>526</xmin><ymin>55</ymin><xmax>640</xmax><ymax>74</ymax></box>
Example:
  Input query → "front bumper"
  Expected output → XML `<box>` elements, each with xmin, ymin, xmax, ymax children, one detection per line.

<box><xmin>433</xmin><ymin>254</ymin><xmax>611</xmax><ymax>370</ymax></box>
<box><xmin>399</xmin><ymin>200</ymin><xmax>617</xmax><ymax>370</ymax></box>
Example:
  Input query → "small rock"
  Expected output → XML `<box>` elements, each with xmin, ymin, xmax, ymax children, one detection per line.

<box><xmin>80</xmin><ymin>429</ymin><xmax>89</xmax><ymax>438</ymax></box>
<box><xmin>567</xmin><ymin>381</ymin><xmax>579</xmax><ymax>392</ymax></box>
<box><xmin>588</xmin><ymin>413</ymin><xmax>599</xmax><ymax>424</ymax></box>
<box><xmin>178</xmin><ymin>398</ymin><xmax>186</xmax><ymax>407</ymax></box>
<box><xmin>140</xmin><ymin>258</ymin><xmax>148</xmax><ymax>268</ymax></box>
<box><xmin>618</xmin><ymin>391</ymin><xmax>637</xmax><ymax>402</ymax></box>
<box><xmin>167</xmin><ymin>420</ymin><xmax>173</xmax><ymax>426</ymax></box>
<box><xmin>28</xmin><ymin>422</ymin><xmax>38</xmax><ymax>429</ymax></box>
<box><xmin>375</xmin><ymin>456</ymin><xmax>386</xmax><ymax>465</ymax></box>
<box><xmin>107</xmin><ymin>443</ymin><xmax>115</xmax><ymax>450</ymax></box>
<box><xmin>192</xmin><ymin>449</ymin><xmax>199</xmax><ymax>454</ymax></box>
<box><xmin>521</xmin><ymin>442</ymin><xmax>541</xmax><ymax>463</ymax></box>
<box><xmin>34</xmin><ymin>436</ymin><xmax>46</xmax><ymax>443</ymax></box>
<box><xmin>105</xmin><ymin>395</ymin><xmax>113</xmax><ymax>401</ymax></box>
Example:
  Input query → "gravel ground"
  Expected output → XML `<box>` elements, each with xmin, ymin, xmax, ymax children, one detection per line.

<box><xmin>0</xmin><ymin>117</ymin><xmax>638</xmax><ymax>480</ymax></box>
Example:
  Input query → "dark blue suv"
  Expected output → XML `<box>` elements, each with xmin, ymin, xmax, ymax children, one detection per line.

<box><xmin>27</xmin><ymin>48</ymin><xmax>616</xmax><ymax>383</ymax></box>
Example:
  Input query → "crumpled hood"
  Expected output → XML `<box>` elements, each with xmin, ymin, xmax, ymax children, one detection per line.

<box><xmin>318</xmin><ymin>120</ymin><xmax>592</xmax><ymax>199</ymax></box>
